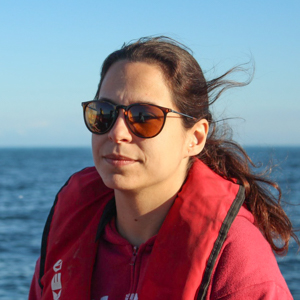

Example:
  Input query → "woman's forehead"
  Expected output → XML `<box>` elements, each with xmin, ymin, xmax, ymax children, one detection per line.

<box><xmin>99</xmin><ymin>60</ymin><xmax>175</xmax><ymax>108</ymax></box>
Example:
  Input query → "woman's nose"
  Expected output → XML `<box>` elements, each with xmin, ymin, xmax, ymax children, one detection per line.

<box><xmin>107</xmin><ymin>110</ymin><xmax>133</xmax><ymax>143</ymax></box>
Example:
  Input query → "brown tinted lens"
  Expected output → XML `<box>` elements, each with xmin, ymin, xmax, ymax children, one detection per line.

<box><xmin>127</xmin><ymin>104</ymin><xmax>165</xmax><ymax>138</ymax></box>
<box><xmin>85</xmin><ymin>102</ymin><xmax>116</xmax><ymax>134</ymax></box>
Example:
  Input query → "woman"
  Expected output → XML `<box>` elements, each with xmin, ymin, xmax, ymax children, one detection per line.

<box><xmin>29</xmin><ymin>37</ymin><xmax>298</xmax><ymax>299</ymax></box>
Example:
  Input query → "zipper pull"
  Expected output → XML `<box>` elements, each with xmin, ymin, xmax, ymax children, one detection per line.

<box><xmin>130</xmin><ymin>246</ymin><xmax>138</xmax><ymax>266</ymax></box>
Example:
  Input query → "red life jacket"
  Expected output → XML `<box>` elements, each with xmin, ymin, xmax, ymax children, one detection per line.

<box><xmin>39</xmin><ymin>159</ymin><xmax>244</xmax><ymax>300</ymax></box>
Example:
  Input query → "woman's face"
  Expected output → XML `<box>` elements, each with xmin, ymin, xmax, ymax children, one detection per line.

<box><xmin>92</xmin><ymin>60</ymin><xmax>194</xmax><ymax>194</ymax></box>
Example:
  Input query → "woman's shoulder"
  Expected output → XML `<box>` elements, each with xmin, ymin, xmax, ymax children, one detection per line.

<box><xmin>207</xmin><ymin>206</ymin><xmax>293</xmax><ymax>299</ymax></box>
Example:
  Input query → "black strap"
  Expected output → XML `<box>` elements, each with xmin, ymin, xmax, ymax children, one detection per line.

<box><xmin>38</xmin><ymin>174</ymin><xmax>244</xmax><ymax>299</ymax></box>
<box><xmin>95</xmin><ymin>198</ymin><xmax>116</xmax><ymax>241</ymax></box>
<box><xmin>197</xmin><ymin>185</ymin><xmax>245</xmax><ymax>300</ymax></box>
<box><xmin>38</xmin><ymin>168</ymin><xmax>92</xmax><ymax>290</ymax></box>
<box><xmin>38</xmin><ymin>175</ymin><xmax>72</xmax><ymax>290</ymax></box>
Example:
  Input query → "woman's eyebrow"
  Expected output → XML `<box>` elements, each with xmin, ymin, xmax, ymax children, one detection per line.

<box><xmin>97</xmin><ymin>97</ymin><xmax>157</xmax><ymax>106</ymax></box>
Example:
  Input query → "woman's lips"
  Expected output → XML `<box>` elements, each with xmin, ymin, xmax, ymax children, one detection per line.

<box><xmin>103</xmin><ymin>154</ymin><xmax>137</xmax><ymax>166</ymax></box>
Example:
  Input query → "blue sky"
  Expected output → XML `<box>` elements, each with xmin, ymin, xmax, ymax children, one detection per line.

<box><xmin>1</xmin><ymin>0</ymin><xmax>299</xmax><ymax>147</ymax></box>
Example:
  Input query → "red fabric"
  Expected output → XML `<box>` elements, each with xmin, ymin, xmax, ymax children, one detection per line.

<box><xmin>138</xmin><ymin>160</ymin><xmax>240</xmax><ymax>300</ymax></box>
<box><xmin>91</xmin><ymin>218</ymin><xmax>156</xmax><ymax>299</ymax></box>
<box><xmin>28</xmin><ymin>159</ymin><xmax>292</xmax><ymax>299</ymax></box>
<box><xmin>40</xmin><ymin>167</ymin><xmax>113</xmax><ymax>300</ymax></box>
<box><xmin>92</xmin><ymin>206</ymin><xmax>292</xmax><ymax>300</ymax></box>
<box><xmin>29</xmin><ymin>208</ymin><xmax>292</xmax><ymax>299</ymax></box>
<box><xmin>206</xmin><ymin>206</ymin><xmax>292</xmax><ymax>299</ymax></box>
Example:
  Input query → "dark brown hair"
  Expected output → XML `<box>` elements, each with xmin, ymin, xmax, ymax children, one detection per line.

<box><xmin>95</xmin><ymin>36</ymin><xmax>299</xmax><ymax>254</ymax></box>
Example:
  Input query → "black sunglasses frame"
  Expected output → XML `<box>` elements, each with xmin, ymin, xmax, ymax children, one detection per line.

<box><xmin>81</xmin><ymin>100</ymin><xmax>196</xmax><ymax>139</ymax></box>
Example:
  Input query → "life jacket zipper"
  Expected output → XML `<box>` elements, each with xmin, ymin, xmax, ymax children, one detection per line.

<box><xmin>128</xmin><ymin>246</ymin><xmax>138</xmax><ymax>297</ymax></box>
<box><xmin>130</xmin><ymin>246</ymin><xmax>138</xmax><ymax>266</ymax></box>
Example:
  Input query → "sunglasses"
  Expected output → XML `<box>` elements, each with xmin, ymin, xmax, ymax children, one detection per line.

<box><xmin>81</xmin><ymin>100</ymin><xmax>195</xmax><ymax>138</ymax></box>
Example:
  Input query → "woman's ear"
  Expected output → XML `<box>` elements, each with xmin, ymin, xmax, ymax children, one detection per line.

<box><xmin>186</xmin><ymin>119</ymin><xmax>209</xmax><ymax>157</ymax></box>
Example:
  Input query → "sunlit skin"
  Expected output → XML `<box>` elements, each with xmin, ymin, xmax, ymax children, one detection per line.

<box><xmin>92</xmin><ymin>60</ymin><xmax>209</xmax><ymax>246</ymax></box>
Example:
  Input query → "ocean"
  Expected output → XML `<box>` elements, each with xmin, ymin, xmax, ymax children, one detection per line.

<box><xmin>0</xmin><ymin>147</ymin><xmax>299</xmax><ymax>299</ymax></box>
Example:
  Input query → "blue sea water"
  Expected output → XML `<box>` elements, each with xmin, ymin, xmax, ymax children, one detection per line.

<box><xmin>0</xmin><ymin>147</ymin><xmax>299</xmax><ymax>299</ymax></box>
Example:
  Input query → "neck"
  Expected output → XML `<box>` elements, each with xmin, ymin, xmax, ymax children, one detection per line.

<box><xmin>114</xmin><ymin>185</ymin><xmax>181</xmax><ymax>247</ymax></box>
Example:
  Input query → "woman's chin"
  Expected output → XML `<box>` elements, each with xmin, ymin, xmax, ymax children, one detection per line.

<box><xmin>101</xmin><ymin>174</ymin><xmax>137</xmax><ymax>192</ymax></box>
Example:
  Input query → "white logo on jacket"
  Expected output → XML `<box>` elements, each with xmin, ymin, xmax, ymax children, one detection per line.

<box><xmin>100</xmin><ymin>294</ymin><xmax>138</xmax><ymax>300</ymax></box>
<box><xmin>53</xmin><ymin>259</ymin><xmax>63</xmax><ymax>272</ymax></box>
<box><xmin>51</xmin><ymin>259</ymin><xmax>63</xmax><ymax>300</ymax></box>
